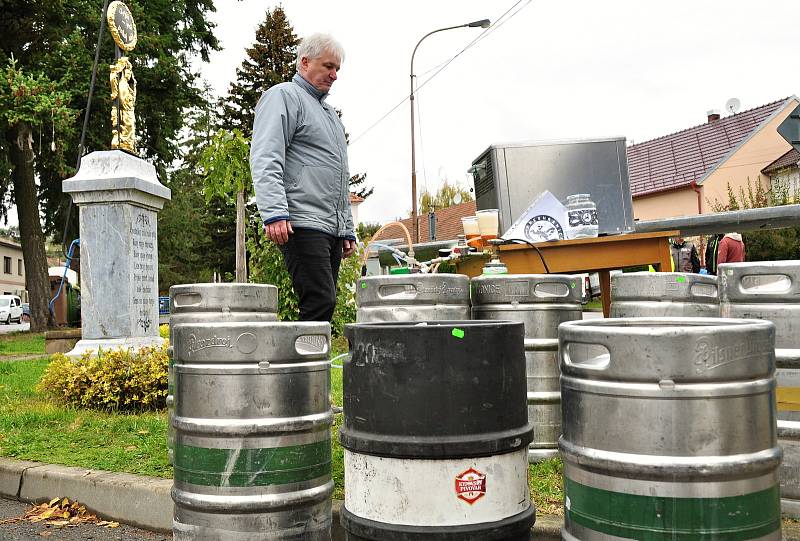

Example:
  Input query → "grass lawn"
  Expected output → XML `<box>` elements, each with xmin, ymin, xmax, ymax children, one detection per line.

<box><xmin>0</xmin><ymin>358</ymin><xmax>171</xmax><ymax>478</ymax></box>
<box><xmin>0</xmin><ymin>333</ymin><xmax>563</xmax><ymax>515</ymax></box>
<box><xmin>0</xmin><ymin>332</ymin><xmax>45</xmax><ymax>356</ymax></box>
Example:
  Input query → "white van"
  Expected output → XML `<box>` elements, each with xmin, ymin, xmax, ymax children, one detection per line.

<box><xmin>0</xmin><ymin>295</ymin><xmax>24</xmax><ymax>324</ymax></box>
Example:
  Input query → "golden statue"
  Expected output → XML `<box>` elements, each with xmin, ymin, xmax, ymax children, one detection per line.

<box><xmin>107</xmin><ymin>1</ymin><xmax>138</xmax><ymax>153</ymax></box>
<box><xmin>110</xmin><ymin>56</ymin><xmax>136</xmax><ymax>153</ymax></box>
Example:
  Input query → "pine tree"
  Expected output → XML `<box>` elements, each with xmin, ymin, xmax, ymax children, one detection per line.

<box><xmin>220</xmin><ymin>7</ymin><xmax>298</xmax><ymax>137</ymax></box>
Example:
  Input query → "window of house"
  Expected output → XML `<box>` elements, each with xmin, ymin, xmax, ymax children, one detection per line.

<box><xmin>3</xmin><ymin>257</ymin><xmax>10</xmax><ymax>274</ymax></box>
<box><xmin>17</xmin><ymin>259</ymin><xmax>22</xmax><ymax>276</ymax></box>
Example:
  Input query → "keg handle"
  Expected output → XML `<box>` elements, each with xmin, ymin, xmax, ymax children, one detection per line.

<box><xmin>172</xmin><ymin>292</ymin><xmax>203</xmax><ymax>308</ymax></box>
<box><xmin>562</xmin><ymin>340</ymin><xmax>611</xmax><ymax>370</ymax></box>
<box><xmin>736</xmin><ymin>273</ymin><xmax>792</xmax><ymax>296</ymax></box>
<box><xmin>293</xmin><ymin>333</ymin><xmax>331</xmax><ymax>357</ymax></box>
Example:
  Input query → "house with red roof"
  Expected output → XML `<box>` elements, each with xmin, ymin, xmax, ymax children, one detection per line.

<box><xmin>371</xmin><ymin>200</ymin><xmax>477</xmax><ymax>244</ymax></box>
<box><xmin>628</xmin><ymin>96</ymin><xmax>799</xmax><ymax>220</ymax></box>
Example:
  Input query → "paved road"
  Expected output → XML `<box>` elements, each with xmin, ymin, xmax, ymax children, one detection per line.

<box><xmin>0</xmin><ymin>322</ymin><xmax>29</xmax><ymax>335</ymax></box>
<box><xmin>0</xmin><ymin>498</ymin><xmax>169</xmax><ymax>540</ymax></box>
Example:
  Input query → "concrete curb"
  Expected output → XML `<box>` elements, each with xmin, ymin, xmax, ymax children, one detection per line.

<box><xmin>3</xmin><ymin>457</ymin><xmax>799</xmax><ymax>539</ymax></box>
<box><xmin>0</xmin><ymin>458</ymin><xmax>172</xmax><ymax>533</ymax></box>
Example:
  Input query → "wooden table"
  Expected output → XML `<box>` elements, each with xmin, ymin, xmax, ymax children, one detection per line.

<box><xmin>455</xmin><ymin>231</ymin><xmax>678</xmax><ymax>317</ymax></box>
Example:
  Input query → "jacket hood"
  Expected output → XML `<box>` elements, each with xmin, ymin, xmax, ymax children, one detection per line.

<box><xmin>724</xmin><ymin>233</ymin><xmax>743</xmax><ymax>241</ymax></box>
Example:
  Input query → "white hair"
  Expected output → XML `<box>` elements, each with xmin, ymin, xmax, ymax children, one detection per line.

<box><xmin>296</xmin><ymin>33</ymin><xmax>345</xmax><ymax>71</ymax></box>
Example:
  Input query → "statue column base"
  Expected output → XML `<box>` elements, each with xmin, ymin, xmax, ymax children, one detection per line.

<box><xmin>62</xmin><ymin>150</ymin><xmax>171</xmax><ymax>358</ymax></box>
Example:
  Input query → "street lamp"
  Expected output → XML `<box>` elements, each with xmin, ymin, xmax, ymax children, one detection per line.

<box><xmin>410</xmin><ymin>18</ymin><xmax>490</xmax><ymax>243</ymax></box>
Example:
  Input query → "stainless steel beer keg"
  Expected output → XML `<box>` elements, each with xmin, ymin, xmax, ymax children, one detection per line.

<box><xmin>166</xmin><ymin>284</ymin><xmax>278</xmax><ymax>464</ymax></box>
<box><xmin>610</xmin><ymin>272</ymin><xmax>718</xmax><ymax>317</ymax></box>
<box><xmin>719</xmin><ymin>260</ymin><xmax>800</xmax><ymax>365</ymax></box>
<box><xmin>341</xmin><ymin>321</ymin><xmax>535</xmax><ymax>541</ymax></box>
<box><xmin>471</xmin><ymin>274</ymin><xmax>583</xmax><ymax>462</ymax></box>
<box><xmin>171</xmin><ymin>321</ymin><xmax>331</xmax><ymax>540</ymax></box>
<box><xmin>559</xmin><ymin>317</ymin><xmax>781</xmax><ymax>540</ymax></box>
<box><xmin>355</xmin><ymin>274</ymin><xmax>470</xmax><ymax>322</ymax></box>
<box><xmin>720</xmin><ymin>261</ymin><xmax>800</xmax><ymax>517</ymax></box>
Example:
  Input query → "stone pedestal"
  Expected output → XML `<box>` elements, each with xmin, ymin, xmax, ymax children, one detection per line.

<box><xmin>62</xmin><ymin>151</ymin><xmax>171</xmax><ymax>356</ymax></box>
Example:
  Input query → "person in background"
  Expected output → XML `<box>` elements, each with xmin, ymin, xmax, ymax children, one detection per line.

<box><xmin>705</xmin><ymin>233</ymin><xmax>723</xmax><ymax>274</ymax></box>
<box><xmin>717</xmin><ymin>232</ymin><xmax>745</xmax><ymax>267</ymax></box>
<box><xmin>670</xmin><ymin>237</ymin><xmax>701</xmax><ymax>273</ymax></box>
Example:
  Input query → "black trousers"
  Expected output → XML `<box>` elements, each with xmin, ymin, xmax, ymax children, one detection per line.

<box><xmin>279</xmin><ymin>228</ymin><xmax>342</xmax><ymax>322</ymax></box>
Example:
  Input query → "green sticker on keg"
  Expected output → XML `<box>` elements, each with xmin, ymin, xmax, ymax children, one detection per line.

<box><xmin>676</xmin><ymin>276</ymin><xmax>686</xmax><ymax>283</ymax></box>
<box><xmin>570</xmin><ymin>281</ymin><xmax>576</xmax><ymax>288</ymax></box>
<box><xmin>452</xmin><ymin>328</ymin><xmax>465</xmax><ymax>339</ymax></box>
<box><xmin>360</xmin><ymin>282</ymin><xmax>367</xmax><ymax>289</ymax></box>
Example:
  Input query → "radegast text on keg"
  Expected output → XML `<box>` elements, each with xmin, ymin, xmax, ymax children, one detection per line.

<box><xmin>694</xmin><ymin>336</ymin><xmax>773</xmax><ymax>373</ymax></box>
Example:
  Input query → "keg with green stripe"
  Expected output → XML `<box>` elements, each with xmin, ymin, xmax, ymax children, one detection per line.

<box><xmin>471</xmin><ymin>274</ymin><xmax>583</xmax><ymax>463</ymax></box>
<box><xmin>720</xmin><ymin>261</ymin><xmax>800</xmax><ymax>518</ymax></box>
<box><xmin>610</xmin><ymin>271</ymin><xmax>718</xmax><ymax>317</ymax></box>
<box><xmin>167</xmin><ymin>284</ymin><xmax>278</xmax><ymax>465</ymax></box>
<box><xmin>171</xmin><ymin>320</ymin><xmax>332</xmax><ymax>540</ymax></box>
<box><xmin>559</xmin><ymin>317</ymin><xmax>781</xmax><ymax>541</ymax></box>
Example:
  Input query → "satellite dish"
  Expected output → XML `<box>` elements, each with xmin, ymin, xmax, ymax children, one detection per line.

<box><xmin>453</xmin><ymin>192</ymin><xmax>463</xmax><ymax>205</ymax></box>
<box><xmin>726</xmin><ymin>98</ymin><xmax>741</xmax><ymax>114</ymax></box>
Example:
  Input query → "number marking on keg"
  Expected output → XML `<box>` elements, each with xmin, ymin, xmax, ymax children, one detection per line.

<box><xmin>454</xmin><ymin>467</ymin><xmax>487</xmax><ymax>504</ymax></box>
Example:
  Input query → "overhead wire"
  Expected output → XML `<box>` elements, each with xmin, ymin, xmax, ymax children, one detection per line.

<box><xmin>61</xmin><ymin>0</ymin><xmax>111</xmax><ymax>259</ymax></box>
<box><xmin>349</xmin><ymin>0</ymin><xmax>533</xmax><ymax>146</ymax></box>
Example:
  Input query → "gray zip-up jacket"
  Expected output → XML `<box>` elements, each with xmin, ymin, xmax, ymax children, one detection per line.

<box><xmin>251</xmin><ymin>73</ymin><xmax>355</xmax><ymax>239</ymax></box>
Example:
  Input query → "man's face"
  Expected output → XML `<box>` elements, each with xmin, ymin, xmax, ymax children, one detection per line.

<box><xmin>300</xmin><ymin>50</ymin><xmax>341</xmax><ymax>93</ymax></box>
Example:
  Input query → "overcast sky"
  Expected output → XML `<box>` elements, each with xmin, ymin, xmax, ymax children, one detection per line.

<box><xmin>200</xmin><ymin>0</ymin><xmax>800</xmax><ymax>224</ymax></box>
<box><xmin>57</xmin><ymin>0</ymin><xmax>800</xmax><ymax>230</ymax></box>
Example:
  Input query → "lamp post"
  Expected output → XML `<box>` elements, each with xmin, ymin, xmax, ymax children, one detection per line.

<box><xmin>410</xmin><ymin>18</ymin><xmax>490</xmax><ymax>244</ymax></box>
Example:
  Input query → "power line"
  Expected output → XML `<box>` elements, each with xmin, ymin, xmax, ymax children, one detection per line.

<box><xmin>349</xmin><ymin>0</ymin><xmax>533</xmax><ymax>146</ymax></box>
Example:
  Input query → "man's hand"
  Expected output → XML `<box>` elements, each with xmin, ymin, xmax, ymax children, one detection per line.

<box><xmin>342</xmin><ymin>239</ymin><xmax>356</xmax><ymax>258</ymax></box>
<box><xmin>264</xmin><ymin>220</ymin><xmax>294</xmax><ymax>245</ymax></box>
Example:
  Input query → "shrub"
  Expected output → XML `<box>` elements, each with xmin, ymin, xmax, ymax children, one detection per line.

<box><xmin>36</xmin><ymin>345</ymin><xmax>169</xmax><ymax>411</ymax></box>
<box><xmin>159</xmin><ymin>324</ymin><xmax>169</xmax><ymax>340</ymax></box>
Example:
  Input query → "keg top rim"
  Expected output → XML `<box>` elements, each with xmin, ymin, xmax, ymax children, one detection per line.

<box><xmin>471</xmin><ymin>273</ymin><xmax>579</xmax><ymax>280</ymax></box>
<box><xmin>347</xmin><ymin>320</ymin><xmax>520</xmax><ymax>329</ymax></box>
<box><xmin>170</xmin><ymin>283</ymin><xmax>278</xmax><ymax>291</ymax></box>
<box><xmin>561</xmin><ymin>317</ymin><xmax>773</xmax><ymax>332</ymax></box>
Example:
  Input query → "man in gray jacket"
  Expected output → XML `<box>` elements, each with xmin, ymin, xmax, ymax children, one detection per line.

<box><xmin>250</xmin><ymin>33</ymin><xmax>356</xmax><ymax>322</ymax></box>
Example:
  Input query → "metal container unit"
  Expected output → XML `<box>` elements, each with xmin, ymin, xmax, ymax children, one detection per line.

<box><xmin>469</xmin><ymin>137</ymin><xmax>634</xmax><ymax>236</ymax></box>
<box><xmin>610</xmin><ymin>272</ymin><xmax>719</xmax><ymax>318</ymax></box>
<box><xmin>719</xmin><ymin>261</ymin><xmax>800</xmax><ymax>517</ymax></box>
<box><xmin>356</xmin><ymin>274</ymin><xmax>470</xmax><ymax>323</ymax></box>
<box><xmin>559</xmin><ymin>317</ymin><xmax>781</xmax><ymax>541</ymax></box>
<box><xmin>471</xmin><ymin>274</ymin><xmax>583</xmax><ymax>463</ymax></box>
<box><xmin>341</xmin><ymin>321</ymin><xmax>535</xmax><ymax>540</ymax></box>
<box><xmin>171</xmin><ymin>321</ymin><xmax>332</xmax><ymax>540</ymax></box>
<box><xmin>167</xmin><ymin>284</ymin><xmax>279</xmax><ymax>465</ymax></box>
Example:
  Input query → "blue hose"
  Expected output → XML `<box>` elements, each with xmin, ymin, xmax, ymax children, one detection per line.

<box><xmin>49</xmin><ymin>239</ymin><xmax>80</xmax><ymax>318</ymax></box>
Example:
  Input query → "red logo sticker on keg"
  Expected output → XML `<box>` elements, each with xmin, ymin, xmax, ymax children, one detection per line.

<box><xmin>455</xmin><ymin>467</ymin><xmax>486</xmax><ymax>504</ymax></box>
